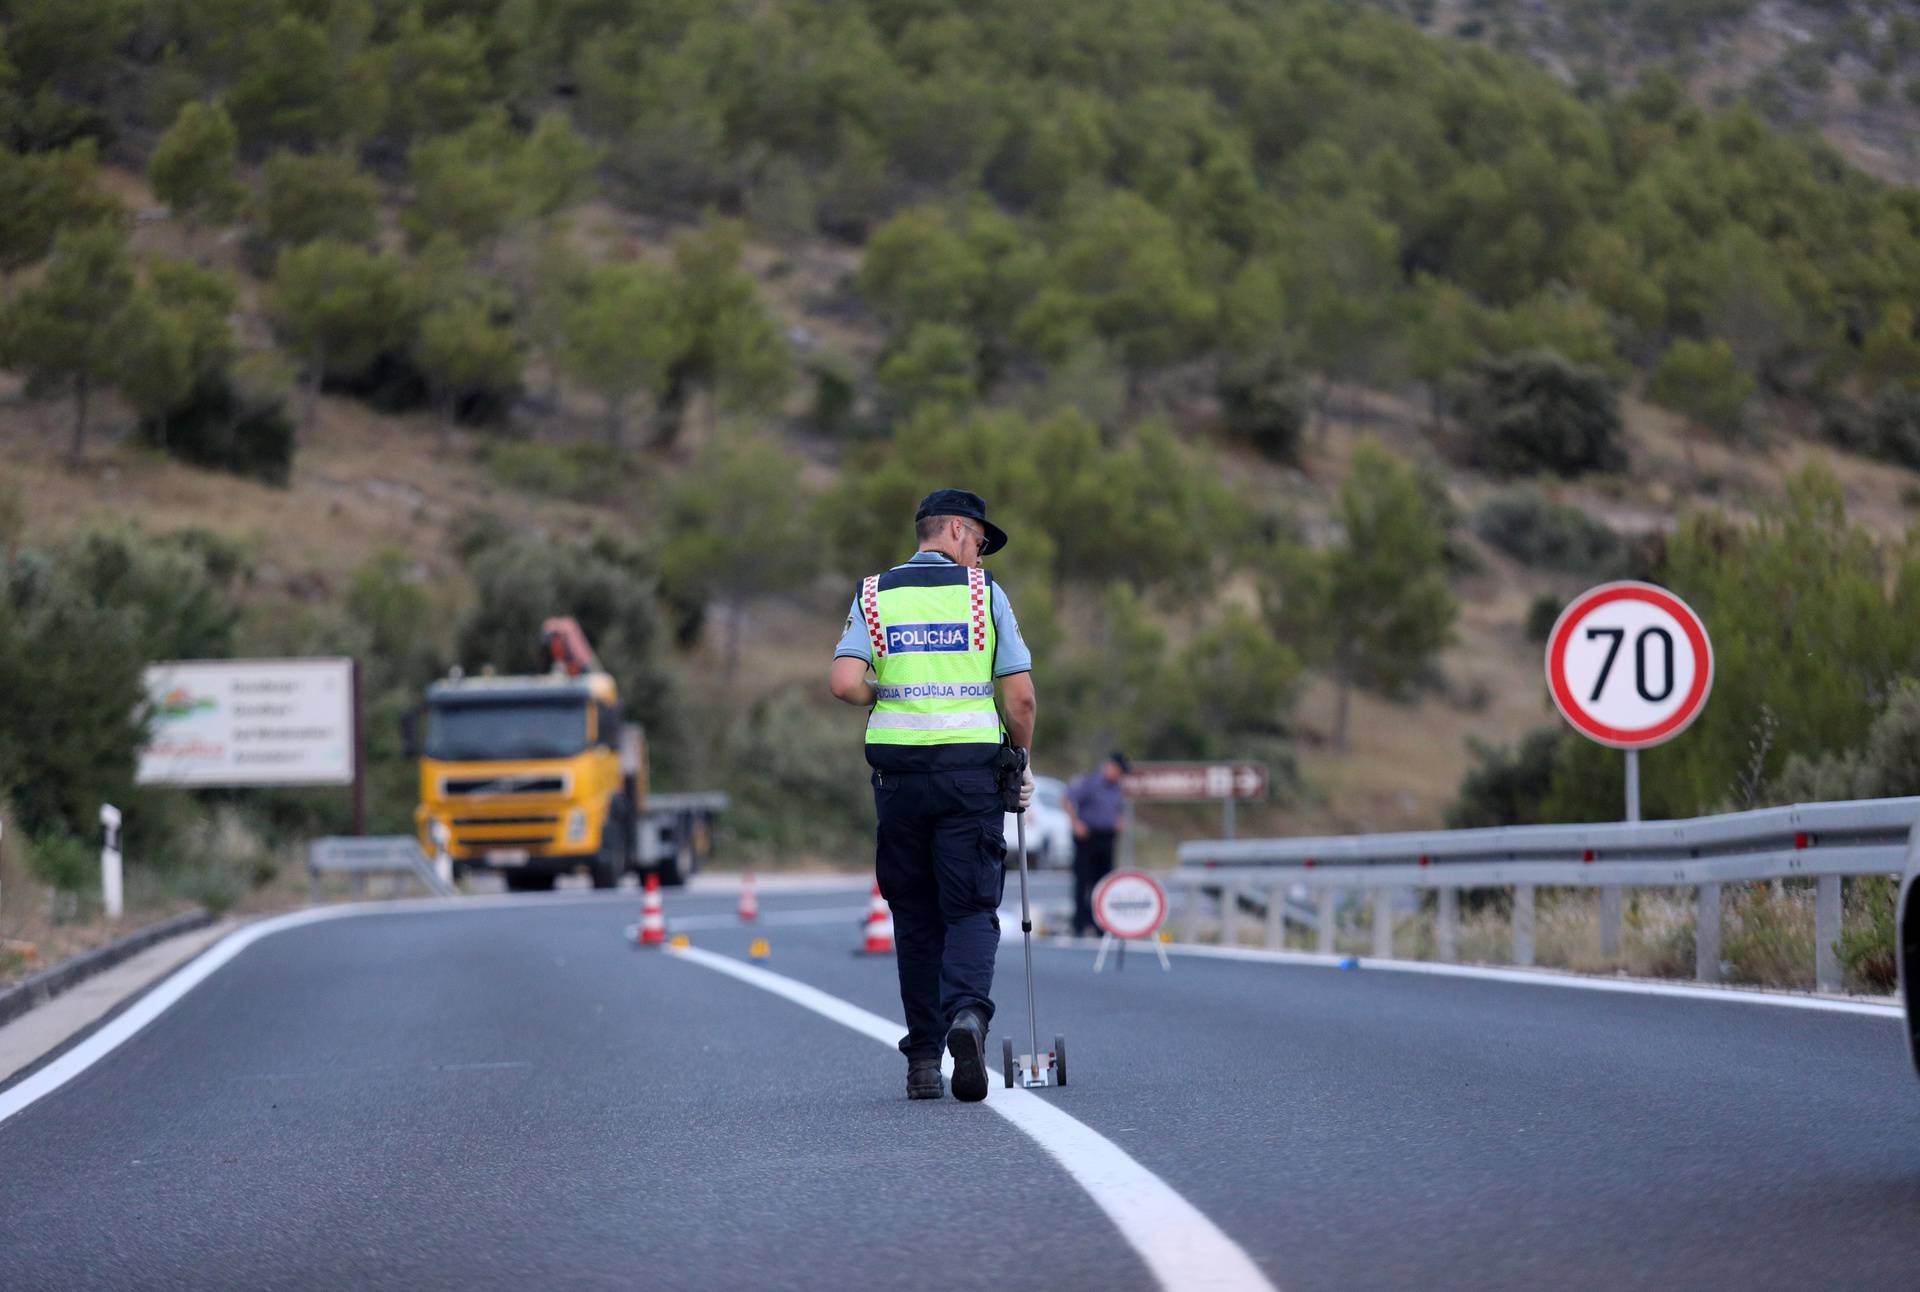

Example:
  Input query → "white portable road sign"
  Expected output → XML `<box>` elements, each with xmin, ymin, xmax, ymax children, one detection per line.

<box><xmin>137</xmin><ymin>658</ymin><xmax>356</xmax><ymax>787</ymax></box>
<box><xmin>1092</xmin><ymin>870</ymin><xmax>1168</xmax><ymax>939</ymax></box>
<box><xmin>1091</xmin><ymin>870</ymin><xmax>1171</xmax><ymax>973</ymax></box>
<box><xmin>1545</xmin><ymin>581</ymin><xmax>1713</xmax><ymax>750</ymax></box>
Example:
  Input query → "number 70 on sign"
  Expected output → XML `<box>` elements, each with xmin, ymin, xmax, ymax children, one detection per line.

<box><xmin>1546</xmin><ymin>582</ymin><xmax>1714</xmax><ymax>751</ymax></box>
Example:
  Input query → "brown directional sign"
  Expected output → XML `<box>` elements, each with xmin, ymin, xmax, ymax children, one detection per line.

<box><xmin>1122</xmin><ymin>762</ymin><xmax>1267</xmax><ymax>802</ymax></box>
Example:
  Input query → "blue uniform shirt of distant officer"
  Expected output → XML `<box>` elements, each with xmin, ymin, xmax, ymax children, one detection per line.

<box><xmin>829</xmin><ymin>489</ymin><xmax>1037</xmax><ymax>1103</ymax></box>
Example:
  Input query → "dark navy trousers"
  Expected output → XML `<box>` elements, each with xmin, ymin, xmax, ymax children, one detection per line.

<box><xmin>872</xmin><ymin>766</ymin><xmax>1006</xmax><ymax>1061</ymax></box>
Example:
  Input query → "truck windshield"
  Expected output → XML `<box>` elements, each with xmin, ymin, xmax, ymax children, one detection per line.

<box><xmin>426</xmin><ymin>699</ymin><xmax>588</xmax><ymax>761</ymax></box>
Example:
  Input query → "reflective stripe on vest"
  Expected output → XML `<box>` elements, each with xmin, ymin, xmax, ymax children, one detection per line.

<box><xmin>860</xmin><ymin>565</ymin><xmax>999</xmax><ymax>749</ymax></box>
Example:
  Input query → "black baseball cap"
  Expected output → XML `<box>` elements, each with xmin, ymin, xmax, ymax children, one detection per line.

<box><xmin>1108</xmin><ymin>751</ymin><xmax>1131</xmax><ymax>773</ymax></box>
<box><xmin>915</xmin><ymin>488</ymin><xmax>1008</xmax><ymax>555</ymax></box>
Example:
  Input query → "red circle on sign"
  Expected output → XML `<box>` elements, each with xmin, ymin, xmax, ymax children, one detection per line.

<box><xmin>1546</xmin><ymin>581</ymin><xmax>1713</xmax><ymax>749</ymax></box>
<box><xmin>1092</xmin><ymin>871</ymin><xmax>1167</xmax><ymax>940</ymax></box>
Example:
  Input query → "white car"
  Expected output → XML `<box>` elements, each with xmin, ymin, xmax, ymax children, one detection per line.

<box><xmin>1005</xmin><ymin>775</ymin><xmax>1074</xmax><ymax>870</ymax></box>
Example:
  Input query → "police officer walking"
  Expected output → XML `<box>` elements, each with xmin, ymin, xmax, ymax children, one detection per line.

<box><xmin>830</xmin><ymin>489</ymin><xmax>1036</xmax><ymax>1102</ymax></box>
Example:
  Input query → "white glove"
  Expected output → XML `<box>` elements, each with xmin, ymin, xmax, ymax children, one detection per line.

<box><xmin>1017</xmin><ymin>766</ymin><xmax>1035</xmax><ymax>812</ymax></box>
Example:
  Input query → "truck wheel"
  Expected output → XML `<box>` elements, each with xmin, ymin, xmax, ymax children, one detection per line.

<box><xmin>504</xmin><ymin>871</ymin><xmax>555</xmax><ymax>893</ymax></box>
<box><xmin>591</xmin><ymin>800</ymin><xmax>627</xmax><ymax>890</ymax></box>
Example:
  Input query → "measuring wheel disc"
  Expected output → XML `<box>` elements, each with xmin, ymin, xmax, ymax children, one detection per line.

<box><xmin>1001</xmin><ymin>1038</ymin><xmax>1015</xmax><ymax>1089</ymax></box>
<box><xmin>1053</xmin><ymin>1034</ymin><xmax>1067</xmax><ymax>1087</ymax></box>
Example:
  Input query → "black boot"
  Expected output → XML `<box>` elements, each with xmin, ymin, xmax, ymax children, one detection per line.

<box><xmin>946</xmin><ymin>1008</ymin><xmax>989</xmax><ymax>1102</ymax></box>
<box><xmin>907</xmin><ymin>1057</ymin><xmax>944</xmax><ymax>1100</ymax></box>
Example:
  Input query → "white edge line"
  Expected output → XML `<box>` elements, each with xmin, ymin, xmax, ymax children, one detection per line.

<box><xmin>1052</xmin><ymin>937</ymin><xmax>1906</xmax><ymax>1019</ymax></box>
<box><xmin>0</xmin><ymin>893</ymin><xmax>591</xmax><ymax>1127</ymax></box>
<box><xmin>666</xmin><ymin>943</ymin><xmax>1277</xmax><ymax>1292</ymax></box>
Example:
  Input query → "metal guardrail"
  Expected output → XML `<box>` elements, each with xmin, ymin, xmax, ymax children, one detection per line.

<box><xmin>308</xmin><ymin>836</ymin><xmax>456</xmax><ymax>900</ymax></box>
<box><xmin>1171</xmin><ymin>798</ymin><xmax>1920</xmax><ymax>993</ymax></box>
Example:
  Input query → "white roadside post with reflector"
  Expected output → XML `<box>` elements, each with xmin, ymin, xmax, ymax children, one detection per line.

<box><xmin>1091</xmin><ymin>870</ymin><xmax>1171</xmax><ymax>973</ymax></box>
<box><xmin>1545</xmin><ymin>581</ymin><xmax>1714</xmax><ymax>958</ymax></box>
<box><xmin>99</xmin><ymin>803</ymin><xmax>123</xmax><ymax>921</ymax></box>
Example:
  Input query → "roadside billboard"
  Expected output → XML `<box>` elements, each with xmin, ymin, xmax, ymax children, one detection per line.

<box><xmin>137</xmin><ymin>658</ymin><xmax>357</xmax><ymax>787</ymax></box>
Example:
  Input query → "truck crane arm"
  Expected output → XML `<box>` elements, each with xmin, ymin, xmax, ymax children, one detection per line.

<box><xmin>541</xmin><ymin>617</ymin><xmax>601</xmax><ymax>677</ymax></box>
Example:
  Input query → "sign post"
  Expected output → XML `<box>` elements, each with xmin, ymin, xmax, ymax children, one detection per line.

<box><xmin>1091</xmin><ymin>870</ymin><xmax>1170</xmax><ymax>972</ymax></box>
<box><xmin>1546</xmin><ymin>581</ymin><xmax>1713</xmax><ymax>954</ymax></box>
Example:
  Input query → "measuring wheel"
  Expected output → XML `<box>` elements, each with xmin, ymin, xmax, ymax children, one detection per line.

<box><xmin>1002</xmin><ymin>1039</ymin><xmax>1016</xmax><ymax>1089</ymax></box>
<box><xmin>1054</xmin><ymin>1034</ymin><xmax>1067</xmax><ymax>1087</ymax></box>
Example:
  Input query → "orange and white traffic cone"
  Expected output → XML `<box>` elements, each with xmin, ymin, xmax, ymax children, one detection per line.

<box><xmin>638</xmin><ymin>872</ymin><xmax>666</xmax><ymax>947</ymax></box>
<box><xmin>738</xmin><ymin>872</ymin><xmax>759</xmax><ymax>923</ymax></box>
<box><xmin>862</xmin><ymin>883</ymin><xmax>894</xmax><ymax>955</ymax></box>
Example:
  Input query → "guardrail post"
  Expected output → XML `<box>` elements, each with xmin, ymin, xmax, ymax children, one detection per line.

<box><xmin>1513</xmin><ymin>884</ymin><xmax>1535</xmax><ymax>967</ymax></box>
<box><xmin>1695</xmin><ymin>883</ymin><xmax>1721</xmax><ymax>982</ymax></box>
<box><xmin>1222</xmin><ymin>885</ymin><xmax>1240</xmax><ymax>947</ymax></box>
<box><xmin>1436</xmin><ymin>886</ymin><xmax>1457</xmax><ymax>962</ymax></box>
<box><xmin>1599</xmin><ymin>886</ymin><xmax>1622</xmax><ymax>958</ymax></box>
<box><xmin>1265</xmin><ymin>885</ymin><xmax>1284</xmax><ymax>949</ymax></box>
<box><xmin>1815</xmin><ymin>874</ymin><xmax>1842</xmax><ymax>993</ymax></box>
<box><xmin>1317</xmin><ymin>887</ymin><xmax>1336</xmax><ymax>955</ymax></box>
<box><xmin>1371</xmin><ymin>888</ymin><xmax>1393</xmax><ymax>959</ymax></box>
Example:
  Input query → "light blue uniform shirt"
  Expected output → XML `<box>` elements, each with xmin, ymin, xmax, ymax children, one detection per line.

<box><xmin>834</xmin><ymin>551</ymin><xmax>1033</xmax><ymax>677</ymax></box>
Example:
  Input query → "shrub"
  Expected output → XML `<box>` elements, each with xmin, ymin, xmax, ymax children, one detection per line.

<box><xmin>1837</xmin><ymin>875</ymin><xmax>1899</xmax><ymax>993</ymax></box>
<box><xmin>483</xmin><ymin>441</ymin><xmax>639</xmax><ymax>503</ymax></box>
<box><xmin>1217</xmin><ymin>354</ymin><xmax>1308</xmax><ymax>463</ymax></box>
<box><xmin>142</xmin><ymin>374</ymin><xmax>296</xmax><ymax>486</ymax></box>
<box><xmin>1525</xmin><ymin>592</ymin><xmax>1561</xmax><ymax>642</ymax></box>
<box><xmin>1472</xmin><ymin>490</ymin><xmax>1624</xmax><ymax>574</ymax></box>
<box><xmin>807</xmin><ymin>357</ymin><xmax>861</xmax><ymax>438</ymax></box>
<box><xmin>1822</xmin><ymin>387</ymin><xmax>1920</xmax><ymax>471</ymax></box>
<box><xmin>1647</xmin><ymin>337</ymin><xmax>1754</xmax><ymax>440</ymax></box>
<box><xmin>719</xmin><ymin>686</ymin><xmax>873</xmax><ymax>857</ymax></box>
<box><xmin>1458</xmin><ymin>350</ymin><xmax>1626</xmax><ymax>478</ymax></box>
<box><xmin>29</xmin><ymin>831</ymin><xmax>98</xmax><ymax>896</ymax></box>
<box><xmin>1446</xmin><ymin>728</ymin><xmax>1564</xmax><ymax>828</ymax></box>
<box><xmin>1722</xmin><ymin>883</ymin><xmax>1814</xmax><ymax>990</ymax></box>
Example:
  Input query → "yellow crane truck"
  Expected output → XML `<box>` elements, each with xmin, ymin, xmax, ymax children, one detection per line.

<box><xmin>406</xmin><ymin>619</ymin><xmax>720</xmax><ymax>891</ymax></box>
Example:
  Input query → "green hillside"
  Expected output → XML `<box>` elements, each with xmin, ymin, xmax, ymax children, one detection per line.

<box><xmin>4</xmin><ymin>0</ymin><xmax>1920</xmax><ymax>927</ymax></box>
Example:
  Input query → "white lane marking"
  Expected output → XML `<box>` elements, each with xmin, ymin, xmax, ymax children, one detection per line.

<box><xmin>1077</xmin><ymin>939</ymin><xmax>1906</xmax><ymax>1019</ymax></box>
<box><xmin>667</xmin><ymin>944</ymin><xmax>1277</xmax><ymax>1292</ymax></box>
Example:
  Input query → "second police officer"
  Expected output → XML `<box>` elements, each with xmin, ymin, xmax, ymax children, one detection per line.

<box><xmin>828</xmin><ymin>489</ymin><xmax>1036</xmax><ymax>1102</ymax></box>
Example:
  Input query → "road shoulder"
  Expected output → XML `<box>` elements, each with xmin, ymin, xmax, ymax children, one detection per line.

<box><xmin>0</xmin><ymin>917</ymin><xmax>240</xmax><ymax>1086</ymax></box>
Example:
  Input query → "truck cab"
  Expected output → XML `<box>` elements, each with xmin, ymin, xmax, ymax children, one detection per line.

<box><xmin>414</xmin><ymin>671</ymin><xmax>635</xmax><ymax>891</ymax></box>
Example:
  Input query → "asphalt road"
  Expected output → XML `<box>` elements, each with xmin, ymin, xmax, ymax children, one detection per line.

<box><xmin>3</xmin><ymin>880</ymin><xmax>1918</xmax><ymax>1290</ymax></box>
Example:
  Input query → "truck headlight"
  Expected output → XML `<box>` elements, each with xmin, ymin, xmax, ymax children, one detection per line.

<box><xmin>566</xmin><ymin>809</ymin><xmax>589</xmax><ymax>844</ymax></box>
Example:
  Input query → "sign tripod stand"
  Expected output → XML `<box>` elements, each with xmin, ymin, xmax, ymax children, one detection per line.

<box><xmin>1092</xmin><ymin>929</ymin><xmax>1170</xmax><ymax>973</ymax></box>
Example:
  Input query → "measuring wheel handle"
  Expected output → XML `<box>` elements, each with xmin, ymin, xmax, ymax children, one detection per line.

<box><xmin>1002</xmin><ymin>1039</ymin><xmax>1016</xmax><ymax>1089</ymax></box>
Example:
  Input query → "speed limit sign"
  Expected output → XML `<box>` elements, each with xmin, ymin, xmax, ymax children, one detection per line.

<box><xmin>1546</xmin><ymin>581</ymin><xmax>1713</xmax><ymax>750</ymax></box>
